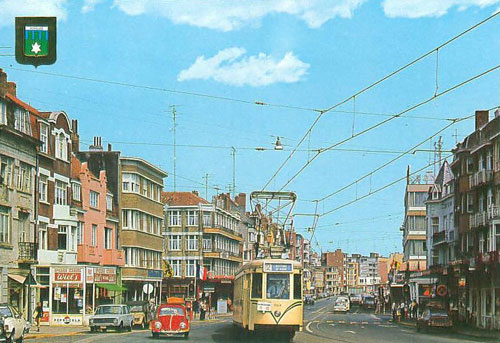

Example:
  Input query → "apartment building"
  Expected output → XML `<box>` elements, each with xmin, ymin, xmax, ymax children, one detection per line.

<box><xmin>358</xmin><ymin>253</ymin><xmax>381</xmax><ymax>293</ymax></box>
<box><xmin>120</xmin><ymin>157</ymin><xmax>167</xmax><ymax>301</ymax></box>
<box><xmin>162</xmin><ymin>191</ymin><xmax>209</xmax><ymax>299</ymax></box>
<box><xmin>0</xmin><ymin>69</ymin><xmax>40</xmax><ymax>318</ymax></box>
<box><xmin>321</xmin><ymin>249</ymin><xmax>344</xmax><ymax>294</ymax></box>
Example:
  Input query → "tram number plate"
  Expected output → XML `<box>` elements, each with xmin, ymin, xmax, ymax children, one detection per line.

<box><xmin>257</xmin><ymin>302</ymin><xmax>271</xmax><ymax>312</ymax></box>
<box><xmin>264</xmin><ymin>263</ymin><xmax>292</xmax><ymax>272</ymax></box>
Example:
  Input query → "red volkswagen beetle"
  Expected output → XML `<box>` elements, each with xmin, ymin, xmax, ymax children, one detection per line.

<box><xmin>151</xmin><ymin>298</ymin><xmax>190</xmax><ymax>339</ymax></box>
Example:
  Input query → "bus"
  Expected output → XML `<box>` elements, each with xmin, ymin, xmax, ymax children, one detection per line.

<box><xmin>233</xmin><ymin>259</ymin><xmax>303</xmax><ymax>340</ymax></box>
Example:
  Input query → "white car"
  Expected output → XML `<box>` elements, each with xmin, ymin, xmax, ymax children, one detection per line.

<box><xmin>0</xmin><ymin>304</ymin><xmax>29</xmax><ymax>343</ymax></box>
<box><xmin>89</xmin><ymin>304</ymin><xmax>134</xmax><ymax>332</ymax></box>
<box><xmin>333</xmin><ymin>297</ymin><xmax>350</xmax><ymax>313</ymax></box>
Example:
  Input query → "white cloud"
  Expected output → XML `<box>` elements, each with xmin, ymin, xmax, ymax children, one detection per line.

<box><xmin>82</xmin><ymin>0</ymin><xmax>105</xmax><ymax>13</ymax></box>
<box><xmin>382</xmin><ymin>0</ymin><xmax>500</xmax><ymax>18</ymax></box>
<box><xmin>0</xmin><ymin>0</ymin><xmax>67</xmax><ymax>27</ymax></box>
<box><xmin>112</xmin><ymin>0</ymin><xmax>367</xmax><ymax>31</ymax></box>
<box><xmin>177</xmin><ymin>47</ymin><xmax>310</xmax><ymax>87</ymax></box>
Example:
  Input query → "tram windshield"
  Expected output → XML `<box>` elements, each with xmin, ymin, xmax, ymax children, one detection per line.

<box><xmin>266</xmin><ymin>274</ymin><xmax>290</xmax><ymax>299</ymax></box>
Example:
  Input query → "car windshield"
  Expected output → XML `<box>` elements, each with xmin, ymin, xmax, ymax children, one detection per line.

<box><xmin>0</xmin><ymin>306</ymin><xmax>12</xmax><ymax>317</ymax></box>
<box><xmin>266</xmin><ymin>274</ymin><xmax>290</xmax><ymax>299</ymax></box>
<box><xmin>96</xmin><ymin>306</ymin><xmax>122</xmax><ymax>315</ymax></box>
<box><xmin>430</xmin><ymin>309</ymin><xmax>448</xmax><ymax>317</ymax></box>
<box><xmin>364</xmin><ymin>297</ymin><xmax>374</xmax><ymax>302</ymax></box>
<box><xmin>336</xmin><ymin>299</ymin><xmax>348</xmax><ymax>305</ymax></box>
<box><xmin>130</xmin><ymin>305</ymin><xmax>143</xmax><ymax>312</ymax></box>
<box><xmin>159</xmin><ymin>306</ymin><xmax>184</xmax><ymax>316</ymax></box>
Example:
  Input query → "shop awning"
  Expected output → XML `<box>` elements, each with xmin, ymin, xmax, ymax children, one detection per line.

<box><xmin>96</xmin><ymin>283</ymin><xmax>127</xmax><ymax>292</ymax></box>
<box><xmin>8</xmin><ymin>274</ymin><xmax>26</xmax><ymax>284</ymax></box>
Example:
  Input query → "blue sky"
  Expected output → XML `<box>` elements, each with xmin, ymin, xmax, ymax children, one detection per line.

<box><xmin>1</xmin><ymin>0</ymin><xmax>500</xmax><ymax>256</ymax></box>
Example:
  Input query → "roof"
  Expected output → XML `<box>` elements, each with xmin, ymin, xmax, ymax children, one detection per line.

<box><xmin>162</xmin><ymin>191</ymin><xmax>209</xmax><ymax>206</ymax></box>
<box><xmin>5</xmin><ymin>93</ymin><xmax>39</xmax><ymax>115</ymax></box>
<box><xmin>120</xmin><ymin>156</ymin><xmax>168</xmax><ymax>177</ymax></box>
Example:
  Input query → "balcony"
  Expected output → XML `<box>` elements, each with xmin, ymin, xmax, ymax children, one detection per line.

<box><xmin>102</xmin><ymin>249</ymin><xmax>125</xmax><ymax>266</ymax></box>
<box><xmin>77</xmin><ymin>244</ymin><xmax>101</xmax><ymax>264</ymax></box>
<box><xmin>17</xmin><ymin>242</ymin><xmax>37</xmax><ymax>263</ymax></box>
<box><xmin>495</xmin><ymin>160</ymin><xmax>500</xmax><ymax>172</ymax></box>
<box><xmin>476</xmin><ymin>211</ymin><xmax>487</xmax><ymax>227</ymax></box>
<box><xmin>470</xmin><ymin>170</ymin><xmax>493</xmax><ymax>188</ymax></box>
<box><xmin>487</xmin><ymin>206</ymin><xmax>500</xmax><ymax>220</ymax></box>
<box><xmin>432</xmin><ymin>231</ymin><xmax>446</xmax><ymax>245</ymax></box>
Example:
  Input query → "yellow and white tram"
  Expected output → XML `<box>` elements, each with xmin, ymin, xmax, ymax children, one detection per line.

<box><xmin>233</xmin><ymin>259</ymin><xmax>303</xmax><ymax>339</ymax></box>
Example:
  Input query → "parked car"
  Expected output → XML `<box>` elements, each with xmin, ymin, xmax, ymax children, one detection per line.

<box><xmin>361</xmin><ymin>295</ymin><xmax>376</xmax><ymax>309</ymax></box>
<box><xmin>304</xmin><ymin>295</ymin><xmax>315</xmax><ymax>305</ymax></box>
<box><xmin>0</xmin><ymin>304</ymin><xmax>29</xmax><ymax>343</ymax></box>
<box><xmin>89</xmin><ymin>304</ymin><xmax>134</xmax><ymax>332</ymax></box>
<box><xmin>151</xmin><ymin>299</ymin><xmax>190</xmax><ymax>338</ymax></box>
<box><xmin>349</xmin><ymin>294</ymin><xmax>362</xmax><ymax>306</ymax></box>
<box><xmin>333</xmin><ymin>296</ymin><xmax>350</xmax><ymax>313</ymax></box>
<box><xmin>416</xmin><ymin>306</ymin><xmax>453</xmax><ymax>332</ymax></box>
<box><xmin>126</xmin><ymin>301</ymin><xmax>153</xmax><ymax>329</ymax></box>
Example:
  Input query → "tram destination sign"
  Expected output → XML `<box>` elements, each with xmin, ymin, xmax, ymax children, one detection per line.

<box><xmin>263</xmin><ymin>262</ymin><xmax>292</xmax><ymax>273</ymax></box>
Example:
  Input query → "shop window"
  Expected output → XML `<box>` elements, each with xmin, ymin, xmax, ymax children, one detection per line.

<box><xmin>52</xmin><ymin>284</ymin><xmax>84</xmax><ymax>315</ymax></box>
<box><xmin>251</xmin><ymin>273</ymin><xmax>262</xmax><ymax>298</ymax></box>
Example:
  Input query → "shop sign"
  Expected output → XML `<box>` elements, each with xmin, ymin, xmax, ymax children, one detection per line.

<box><xmin>148</xmin><ymin>269</ymin><xmax>162</xmax><ymax>278</ymax></box>
<box><xmin>52</xmin><ymin>314</ymin><xmax>82</xmax><ymax>325</ymax></box>
<box><xmin>86</xmin><ymin>267</ymin><xmax>94</xmax><ymax>283</ymax></box>
<box><xmin>203</xmin><ymin>285</ymin><xmax>215</xmax><ymax>293</ymax></box>
<box><xmin>53</xmin><ymin>267</ymin><xmax>83</xmax><ymax>283</ymax></box>
<box><xmin>94</xmin><ymin>267</ymin><xmax>116</xmax><ymax>283</ymax></box>
<box><xmin>221</xmin><ymin>280</ymin><xmax>232</xmax><ymax>284</ymax></box>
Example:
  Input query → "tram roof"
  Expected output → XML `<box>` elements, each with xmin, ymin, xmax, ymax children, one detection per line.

<box><xmin>238</xmin><ymin>258</ymin><xmax>303</xmax><ymax>271</ymax></box>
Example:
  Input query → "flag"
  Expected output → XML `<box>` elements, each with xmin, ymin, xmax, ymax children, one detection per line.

<box><xmin>197</xmin><ymin>263</ymin><xmax>207</xmax><ymax>281</ymax></box>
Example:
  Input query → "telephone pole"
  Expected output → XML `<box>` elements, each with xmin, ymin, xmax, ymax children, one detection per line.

<box><xmin>203</xmin><ymin>173</ymin><xmax>210</xmax><ymax>200</ymax></box>
<box><xmin>231</xmin><ymin>147</ymin><xmax>236</xmax><ymax>198</ymax></box>
<box><xmin>170</xmin><ymin>105</ymin><xmax>177</xmax><ymax>192</ymax></box>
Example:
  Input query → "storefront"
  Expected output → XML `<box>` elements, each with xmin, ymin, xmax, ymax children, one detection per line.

<box><xmin>50</xmin><ymin>266</ymin><xmax>85</xmax><ymax>326</ymax></box>
<box><xmin>122</xmin><ymin>269</ymin><xmax>162</xmax><ymax>303</ymax></box>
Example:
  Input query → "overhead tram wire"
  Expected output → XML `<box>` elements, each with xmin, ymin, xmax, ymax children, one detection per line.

<box><xmin>276</xmin><ymin>64</ymin><xmax>500</xmax><ymax>193</ymax></box>
<box><xmin>260</xmin><ymin>11</ymin><xmax>500</xmax><ymax>191</ymax></box>
<box><xmin>315</xmin><ymin>107</ymin><xmax>494</xmax><ymax>203</ymax></box>
<box><xmin>320</xmin><ymin>153</ymin><xmax>453</xmax><ymax>218</ymax></box>
<box><xmin>5</xmin><ymin>66</ymin><xmax>321</xmax><ymax>114</ymax></box>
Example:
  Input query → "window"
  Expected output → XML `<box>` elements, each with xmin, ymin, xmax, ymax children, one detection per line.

<box><xmin>0</xmin><ymin>101</ymin><xmax>5</xmax><ymax>124</ymax></box>
<box><xmin>14</xmin><ymin>109</ymin><xmax>31</xmax><ymax>135</ymax></box>
<box><xmin>142</xmin><ymin>178</ymin><xmax>148</xmax><ymax>196</ymax></box>
<box><xmin>58</xmin><ymin>225</ymin><xmax>67</xmax><ymax>250</ymax></box>
<box><xmin>55</xmin><ymin>132</ymin><xmax>67</xmax><ymax>160</ymax></box>
<box><xmin>76</xmin><ymin>222</ymin><xmax>83</xmax><ymax>245</ymax></box>
<box><xmin>467</xmin><ymin>193</ymin><xmax>474</xmax><ymax>213</ymax></box>
<box><xmin>251</xmin><ymin>273</ymin><xmax>262</xmax><ymax>298</ymax></box>
<box><xmin>407</xmin><ymin>216</ymin><xmax>425</xmax><ymax>231</ymax></box>
<box><xmin>203</xmin><ymin>238</ymin><xmax>212</xmax><ymax>251</ymax></box>
<box><xmin>203</xmin><ymin>212</ymin><xmax>211</xmax><ymax>227</ymax></box>
<box><xmin>40</xmin><ymin>123</ymin><xmax>49</xmax><ymax>153</ymax></box>
<box><xmin>186</xmin><ymin>260</ymin><xmax>196</xmax><ymax>277</ymax></box>
<box><xmin>293</xmin><ymin>274</ymin><xmax>302</xmax><ymax>300</ymax></box>
<box><xmin>39</xmin><ymin>175</ymin><xmax>48</xmax><ymax>202</ymax></box>
<box><xmin>104</xmin><ymin>228</ymin><xmax>112</xmax><ymax>249</ymax></box>
<box><xmin>18</xmin><ymin>213</ymin><xmax>28</xmax><ymax>242</ymax></box>
<box><xmin>169</xmin><ymin>235</ymin><xmax>181</xmax><ymax>251</ymax></box>
<box><xmin>91</xmin><ymin>225</ymin><xmax>98</xmax><ymax>246</ymax></box>
<box><xmin>188</xmin><ymin>211</ymin><xmax>198</xmax><ymax>226</ymax></box>
<box><xmin>0</xmin><ymin>206</ymin><xmax>10</xmax><ymax>243</ymax></box>
<box><xmin>55</xmin><ymin>180</ymin><xmax>67</xmax><ymax>205</ymax></box>
<box><xmin>90</xmin><ymin>191</ymin><xmax>99</xmax><ymax>208</ymax></box>
<box><xmin>169</xmin><ymin>210</ymin><xmax>181</xmax><ymax>226</ymax></box>
<box><xmin>72</xmin><ymin>183</ymin><xmax>81</xmax><ymax>201</ymax></box>
<box><xmin>122</xmin><ymin>173</ymin><xmax>139</xmax><ymax>193</ymax></box>
<box><xmin>467</xmin><ymin>157</ymin><xmax>473</xmax><ymax>173</ymax></box>
<box><xmin>266</xmin><ymin>273</ymin><xmax>290</xmax><ymax>299</ymax></box>
<box><xmin>186</xmin><ymin>235</ymin><xmax>198</xmax><ymax>251</ymax></box>
<box><xmin>479</xmin><ymin>231</ymin><xmax>485</xmax><ymax>254</ymax></box>
<box><xmin>39</xmin><ymin>222</ymin><xmax>47</xmax><ymax>250</ymax></box>
<box><xmin>431</xmin><ymin>217</ymin><xmax>439</xmax><ymax>234</ymax></box>
<box><xmin>171</xmin><ymin>260</ymin><xmax>181</xmax><ymax>277</ymax></box>
<box><xmin>17</xmin><ymin>163</ymin><xmax>31</xmax><ymax>193</ymax></box>
<box><xmin>106</xmin><ymin>194</ymin><xmax>113</xmax><ymax>211</ymax></box>
<box><xmin>0</xmin><ymin>157</ymin><xmax>13</xmax><ymax>186</ymax></box>
<box><xmin>408</xmin><ymin>192</ymin><xmax>427</xmax><ymax>207</ymax></box>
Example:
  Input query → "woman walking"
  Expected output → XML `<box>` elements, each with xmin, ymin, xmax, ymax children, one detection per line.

<box><xmin>33</xmin><ymin>302</ymin><xmax>43</xmax><ymax>332</ymax></box>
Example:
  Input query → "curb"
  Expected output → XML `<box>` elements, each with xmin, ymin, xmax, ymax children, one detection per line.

<box><xmin>397</xmin><ymin>320</ymin><xmax>416</xmax><ymax>328</ymax></box>
<box><xmin>25</xmin><ymin>331</ymin><xmax>85</xmax><ymax>340</ymax></box>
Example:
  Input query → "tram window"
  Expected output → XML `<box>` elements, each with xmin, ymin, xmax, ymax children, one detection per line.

<box><xmin>293</xmin><ymin>274</ymin><xmax>301</xmax><ymax>299</ymax></box>
<box><xmin>266</xmin><ymin>274</ymin><xmax>290</xmax><ymax>299</ymax></box>
<box><xmin>252</xmin><ymin>273</ymin><xmax>262</xmax><ymax>298</ymax></box>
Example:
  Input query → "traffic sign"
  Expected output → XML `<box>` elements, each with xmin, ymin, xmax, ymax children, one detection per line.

<box><xmin>15</xmin><ymin>17</ymin><xmax>56</xmax><ymax>67</ymax></box>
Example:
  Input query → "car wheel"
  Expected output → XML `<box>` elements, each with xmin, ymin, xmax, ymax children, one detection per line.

<box><xmin>128</xmin><ymin>322</ymin><xmax>132</xmax><ymax>332</ymax></box>
<box><xmin>152</xmin><ymin>332</ymin><xmax>159</xmax><ymax>339</ymax></box>
<box><xmin>90</xmin><ymin>326</ymin><xmax>97</xmax><ymax>333</ymax></box>
<box><xmin>118</xmin><ymin>323</ymin><xmax>124</xmax><ymax>332</ymax></box>
<box><xmin>6</xmin><ymin>330</ymin><xmax>14</xmax><ymax>343</ymax></box>
<box><xmin>16</xmin><ymin>333</ymin><xmax>24</xmax><ymax>343</ymax></box>
<box><xmin>184</xmin><ymin>332</ymin><xmax>189</xmax><ymax>339</ymax></box>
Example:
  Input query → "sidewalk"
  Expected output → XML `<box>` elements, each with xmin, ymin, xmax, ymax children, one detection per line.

<box><xmin>396</xmin><ymin>318</ymin><xmax>500</xmax><ymax>340</ymax></box>
<box><xmin>25</xmin><ymin>325</ymin><xmax>88</xmax><ymax>340</ymax></box>
<box><xmin>191</xmin><ymin>312</ymin><xmax>233</xmax><ymax>323</ymax></box>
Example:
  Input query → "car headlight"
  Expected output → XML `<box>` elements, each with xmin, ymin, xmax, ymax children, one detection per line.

<box><xmin>180</xmin><ymin>322</ymin><xmax>186</xmax><ymax>329</ymax></box>
<box><xmin>89</xmin><ymin>319</ymin><xmax>94</xmax><ymax>325</ymax></box>
<box><xmin>155</xmin><ymin>322</ymin><xmax>162</xmax><ymax>329</ymax></box>
<box><xmin>113</xmin><ymin>319</ymin><xmax>119</xmax><ymax>325</ymax></box>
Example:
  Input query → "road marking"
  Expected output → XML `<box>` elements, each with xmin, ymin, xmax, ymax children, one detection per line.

<box><xmin>329</xmin><ymin>324</ymin><xmax>336</xmax><ymax>327</ymax></box>
<box><xmin>344</xmin><ymin>330</ymin><xmax>356</xmax><ymax>334</ymax></box>
<box><xmin>361</xmin><ymin>321</ymin><xmax>368</xmax><ymax>324</ymax></box>
<box><xmin>305</xmin><ymin>322</ymin><xmax>314</xmax><ymax>334</ymax></box>
<box><xmin>400</xmin><ymin>329</ymin><xmax>413</xmax><ymax>333</ymax></box>
<box><xmin>350</xmin><ymin>321</ymin><xmax>356</xmax><ymax>325</ymax></box>
<box><xmin>379</xmin><ymin>324</ymin><xmax>395</xmax><ymax>328</ymax></box>
<box><xmin>312</xmin><ymin>306</ymin><xmax>326</xmax><ymax>314</ymax></box>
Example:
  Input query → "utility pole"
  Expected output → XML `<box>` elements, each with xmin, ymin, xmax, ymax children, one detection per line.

<box><xmin>203</xmin><ymin>173</ymin><xmax>210</xmax><ymax>200</ymax></box>
<box><xmin>170</xmin><ymin>105</ymin><xmax>177</xmax><ymax>192</ymax></box>
<box><xmin>231</xmin><ymin>147</ymin><xmax>236</xmax><ymax>198</ymax></box>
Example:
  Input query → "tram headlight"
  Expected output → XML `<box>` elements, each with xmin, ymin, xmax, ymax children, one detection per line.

<box><xmin>274</xmin><ymin>311</ymin><xmax>281</xmax><ymax>318</ymax></box>
<box><xmin>155</xmin><ymin>322</ymin><xmax>162</xmax><ymax>329</ymax></box>
<box><xmin>180</xmin><ymin>322</ymin><xmax>186</xmax><ymax>329</ymax></box>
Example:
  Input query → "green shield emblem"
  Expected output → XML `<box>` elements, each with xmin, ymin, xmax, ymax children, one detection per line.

<box><xmin>24</xmin><ymin>25</ymin><xmax>49</xmax><ymax>57</ymax></box>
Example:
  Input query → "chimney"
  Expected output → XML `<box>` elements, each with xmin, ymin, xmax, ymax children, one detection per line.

<box><xmin>6</xmin><ymin>82</ymin><xmax>16</xmax><ymax>97</ymax></box>
<box><xmin>71</xmin><ymin>119</ymin><xmax>79</xmax><ymax>153</ymax></box>
<box><xmin>90</xmin><ymin>136</ymin><xmax>103</xmax><ymax>151</ymax></box>
<box><xmin>235</xmin><ymin>192</ymin><xmax>246</xmax><ymax>211</ymax></box>
<box><xmin>107</xmin><ymin>143</ymin><xmax>112</xmax><ymax>152</ymax></box>
<box><xmin>192</xmin><ymin>190</ymin><xmax>199</xmax><ymax>196</ymax></box>
<box><xmin>475</xmin><ymin>110</ymin><xmax>489</xmax><ymax>131</ymax></box>
<box><xmin>495</xmin><ymin>109</ymin><xmax>500</xmax><ymax>118</ymax></box>
<box><xmin>0</xmin><ymin>69</ymin><xmax>8</xmax><ymax>97</ymax></box>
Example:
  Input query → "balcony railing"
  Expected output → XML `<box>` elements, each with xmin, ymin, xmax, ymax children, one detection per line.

<box><xmin>470</xmin><ymin>214</ymin><xmax>477</xmax><ymax>229</ymax></box>
<box><xmin>432</xmin><ymin>231</ymin><xmax>446</xmax><ymax>245</ymax></box>
<box><xmin>476</xmin><ymin>211</ymin><xmax>487</xmax><ymax>227</ymax></box>
<box><xmin>18</xmin><ymin>242</ymin><xmax>37</xmax><ymax>262</ymax></box>
<box><xmin>470</xmin><ymin>169</ymin><xmax>493</xmax><ymax>187</ymax></box>
<box><xmin>487</xmin><ymin>206</ymin><xmax>500</xmax><ymax>220</ymax></box>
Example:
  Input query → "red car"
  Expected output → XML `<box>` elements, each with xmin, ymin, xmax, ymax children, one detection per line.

<box><xmin>151</xmin><ymin>301</ymin><xmax>190</xmax><ymax>339</ymax></box>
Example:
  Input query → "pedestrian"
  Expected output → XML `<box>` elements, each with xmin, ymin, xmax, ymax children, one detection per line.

<box><xmin>392</xmin><ymin>302</ymin><xmax>397</xmax><ymax>321</ymax></box>
<box><xmin>193</xmin><ymin>300</ymin><xmax>199</xmax><ymax>319</ymax></box>
<box><xmin>412</xmin><ymin>300</ymin><xmax>418</xmax><ymax>319</ymax></box>
<box><xmin>33</xmin><ymin>302</ymin><xmax>43</xmax><ymax>332</ymax></box>
<box><xmin>200</xmin><ymin>301</ymin><xmax>206</xmax><ymax>321</ymax></box>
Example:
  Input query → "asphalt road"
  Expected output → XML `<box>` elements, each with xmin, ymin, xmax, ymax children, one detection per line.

<box><xmin>30</xmin><ymin>298</ymin><xmax>493</xmax><ymax>343</ymax></box>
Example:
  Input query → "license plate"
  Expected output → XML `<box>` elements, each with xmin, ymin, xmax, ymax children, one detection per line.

<box><xmin>100</xmin><ymin>326</ymin><xmax>107</xmax><ymax>329</ymax></box>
